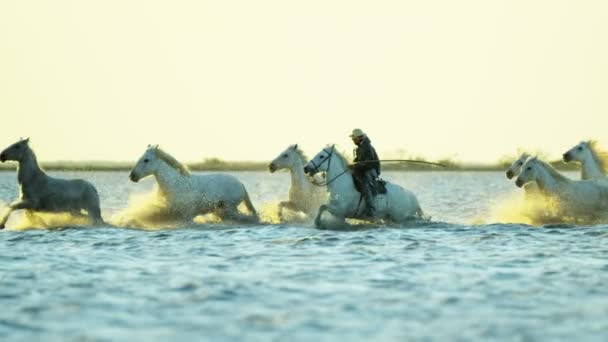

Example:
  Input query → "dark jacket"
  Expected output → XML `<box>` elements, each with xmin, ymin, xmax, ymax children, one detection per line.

<box><xmin>353</xmin><ymin>137</ymin><xmax>380</xmax><ymax>175</ymax></box>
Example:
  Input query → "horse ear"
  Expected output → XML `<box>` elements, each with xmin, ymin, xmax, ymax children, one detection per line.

<box><xmin>293</xmin><ymin>144</ymin><xmax>298</xmax><ymax>150</ymax></box>
<box><xmin>24</xmin><ymin>137</ymin><xmax>30</xmax><ymax>144</ymax></box>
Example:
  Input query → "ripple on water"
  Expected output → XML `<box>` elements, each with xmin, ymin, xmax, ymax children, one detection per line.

<box><xmin>0</xmin><ymin>171</ymin><xmax>607</xmax><ymax>341</ymax></box>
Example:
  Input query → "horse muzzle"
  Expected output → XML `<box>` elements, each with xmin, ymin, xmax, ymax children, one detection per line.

<box><xmin>129</xmin><ymin>172</ymin><xmax>139</xmax><ymax>183</ymax></box>
<box><xmin>303</xmin><ymin>165</ymin><xmax>316</xmax><ymax>176</ymax></box>
<box><xmin>515</xmin><ymin>178</ymin><xmax>524</xmax><ymax>188</ymax></box>
<box><xmin>562</xmin><ymin>153</ymin><xmax>571</xmax><ymax>162</ymax></box>
<box><xmin>268</xmin><ymin>163</ymin><xmax>277</xmax><ymax>173</ymax></box>
<box><xmin>0</xmin><ymin>153</ymin><xmax>5</xmax><ymax>163</ymax></box>
<box><xmin>506</xmin><ymin>170</ymin><xmax>514</xmax><ymax>179</ymax></box>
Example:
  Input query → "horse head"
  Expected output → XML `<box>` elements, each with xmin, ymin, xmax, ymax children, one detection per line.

<box><xmin>0</xmin><ymin>137</ymin><xmax>30</xmax><ymax>163</ymax></box>
<box><xmin>515</xmin><ymin>156</ymin><xmax>538</xmax><ymax>188</ymax></box>
<box><xmin>304</xmin><ymin>145</ymin><xmax>338</xmax><ymax>177</ymax></box>
<box><xmin>129</xmin><ymin>145</ymin><xmax>159</xmax><ymax>182</ymax></box>
<box><xmin>505</xmin><ymin>153</ymin><xmax>530</xmax><ymax>179</ymax></box>
<box><xmin>269</xmin><ymin>144</ymin><xmax>301</xmax><ymax>173</ymax></box>
<box><xmin>563</xmin><ymin>141</ymin><xmax>590</xmax><ymax>163</ymax></box>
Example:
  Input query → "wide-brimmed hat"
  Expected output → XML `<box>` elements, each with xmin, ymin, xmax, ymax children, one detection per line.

<box><xmin>349</xmin><ymin>128</ymin><xmax>366</xmax><ymax>138</ymax></box>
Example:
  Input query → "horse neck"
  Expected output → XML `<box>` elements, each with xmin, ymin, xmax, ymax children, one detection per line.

<box><xmin>326</xmin><ymin>154</ymin><xmax>356</xmax><ymax>197</ymax></box>
<box><xmin>581</xmin><ymin>152</ymin><xmax>605</xmax><ymax>180</ymax></box>
<box><xmin>153</xmin><ymin>160</ymin><xmax>188</xmax><ymax>194</ymax></box>
<box><xmin>18</xmin><ymin>149</ymin><xmax>45</xmax><ymax>185</ymax></box>
<box><xmin>288</xmin><ymin>157</ymin><xmax>310</xmax><ymax>191</ymax></box>
<box><xmin>534</xmin><ymin>164</ymin><xmax>569</xmax><ymax>192</ymax></box>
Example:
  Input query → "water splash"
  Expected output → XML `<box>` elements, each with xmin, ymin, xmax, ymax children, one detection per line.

<box><xmin>109</xmin><ymin>190</ymin><xmax>182</xmax><ymax>230</ymax></box>
<box><xmin>483</xmin><ymin>192</ymin><xmax>587</xmax><ymax>226</ymax></box>
<box><xmin>0</xmin><ymin>198</ymin><xmax>101</xmax><ymax>230</ymax></box>
<box><xmin>257</xmin><ymin>201</ymin><xmax>313</xmax><ymax>225</ymax></box>
<box><xmin>110</xmin><ymin>188</ymin><xmax>259</xmax><ymax>230</ymax></box>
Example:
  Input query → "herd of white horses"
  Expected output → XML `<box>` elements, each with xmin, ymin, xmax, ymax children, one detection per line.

<box><xmin>0</xmin><ymin>138</ymin><xmax>607</xmax><ymax>229</ymax></box>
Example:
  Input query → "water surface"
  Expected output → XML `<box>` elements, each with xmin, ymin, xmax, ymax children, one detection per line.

<box><xmin>1</xmin><ymin>171</ymin><xmax>606</xmax><ymax>341</ymax></box>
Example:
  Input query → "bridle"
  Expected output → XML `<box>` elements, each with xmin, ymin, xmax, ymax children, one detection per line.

<box><xmin>308</xmin><ymin>145</ymin><xmax>349</xmax><ymax>187</ymax></box>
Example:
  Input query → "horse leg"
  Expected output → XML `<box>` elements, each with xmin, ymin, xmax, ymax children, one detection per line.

<box><xmin>25</xmin><ymin>210</ymin><xmax>48</xmax><ymax>227</ymax></box>
<box><xmin>218</xmin><ymin>205</ymin><xmax>258</xmax><ymax>224</ymax></box>
<box><xmin>0</xmin><ymin>200</ymin><xmax>35</xmax><ymax>229</ymax></box>
<box><xmin>278</xmin><ymin>201</ymin><xmax>300</xmax><ymax>222</ymax></box>
<box><xmin>314</xmin><ymin>204</ymin><xmax>327</xmax><ymax>228</ymax></box>
<box><xmin>0</xmin><ymin>209</ymin><xmax>11</xmax><ymax>229</ymax></box>
<box><xmin>83</xmin><ymin>188</ymin><xmax>105</xmax><ymax>226</ymax></box>
<box><xmin>277</xmin><ymin>201</ymin><xmax>288</xmax><ymax>222</ymax></box>
<box><xmin>87</xmin><ymin>205</ymin><xmax>104</xmax><ymax>226</ymax></box>
<box><xmin>242</xmin><ymin>189</ymin><xmax>257</xmax><ymax>216</ymax></box>
<box><xmin>321</xmin><ymin>204</ymin><xmax>348</xmax><ymax>227</ymax></box>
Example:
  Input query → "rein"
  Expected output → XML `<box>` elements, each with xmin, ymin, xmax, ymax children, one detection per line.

<box><xmin>308</xmin><ymin>145</ymin><xmax>350</xmax><ymax>187</ymax></box>
<box><xmin>309</xmin><ymin>148</ymin><xmax>447</xmax><ymax>187</ymax></box>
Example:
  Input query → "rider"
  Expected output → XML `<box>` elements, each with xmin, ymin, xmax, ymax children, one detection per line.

<box><xmin>349</xmin><ymin>128</ymin><xmax>380</xmax><ymax>217</ymax></box>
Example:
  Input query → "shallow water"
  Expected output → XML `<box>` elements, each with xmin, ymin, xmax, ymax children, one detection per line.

<box><xmin>1</xmin><ymin>171</ymin><xmax>607</xmax><ymax>341</ymax></box>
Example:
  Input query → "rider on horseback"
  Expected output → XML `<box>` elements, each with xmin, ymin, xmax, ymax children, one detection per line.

<box><xmin>349</xmin><ymin>128</ymin><xmax>380</xmax><ymax>217</ymax></box>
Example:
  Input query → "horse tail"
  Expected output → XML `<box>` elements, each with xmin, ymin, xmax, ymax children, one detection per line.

<box><xmin>242</xmin><ymin>187</ymin><xmax>257</xmax><ymax>216</ymax></box>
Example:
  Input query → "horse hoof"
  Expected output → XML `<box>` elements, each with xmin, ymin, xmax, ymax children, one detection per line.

<box><xmin>0</xmin><ymin>224</ymin><xmax>5</xmax><ymax>230</ymax></box>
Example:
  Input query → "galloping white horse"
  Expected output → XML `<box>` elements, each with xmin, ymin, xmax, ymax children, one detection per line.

<box><xmin>516</xmin><ymin>156</ymin><xmax>608</xmax><ymax>221</ymax></box>
<box><xmin>563</xmin><ymin>141</ymin><xmax>608</xmax><ymax>184</ymax></box>
<box><xmin>129</xmin><ymin>145</ymin><xmax>258</xmax><ymax>223</ymax></box>
<box><xmin>303</xmin><ymin>145</ymin><xmax>423</xmax><ymax>227</ymax></box>
<box><xmin>0</xmin><ymin>138</ymin><xmax>104</xmax><ymax>228</ymax></box>
<box><xmin>268</xmin><ymin>144</ymin><xmax>326</xmax><ymax>220</ymax></box>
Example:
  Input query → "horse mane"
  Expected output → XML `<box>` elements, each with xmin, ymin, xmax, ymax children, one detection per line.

<box><xmin>326</xmin><ymin>146</ymin><xmax>350</xmax><ymax>171</ymax></box>
<box><xmin>588</xmin><ymin>140</ymin><xmax>608</xmax><ymax>175</ymax></box>
<box><xmin>291</xmin><ymin>145</ymin><xmax>308</xmax><ymax>165</ymax></box>
<box><xmin>154</xmin><ymin>148</ymin><xmax>190</xmax><ymax>176</ymax></box>
<box><xmin>535</xmin><ymin>158</ymin><xmax>569</xmax><ymax>183</ymax></box>
<box><xmin>518</xmin><ymin>152</ymin><xmax>530</xmax><ymax>160</ymax></box>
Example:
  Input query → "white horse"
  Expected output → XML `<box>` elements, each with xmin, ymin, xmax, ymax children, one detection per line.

<box><xmin>516</xmin><ymin>156</ymin><xmax>608</xmax><ymax>222</ymax></box>
<box><xmin>303</xmin><ymin>145</ymin><xmax>423</xmax><ymax>227</ymax></box>
<box><xmin>268</xmin><ymin>144</ymin><xmax>327</xmax><ymax>221</ymax></box>
<box><xmin>0</xmin><ymin>138</ymin><xmax>104</xmax><ymax>228</ymax></box>
<box><xmin>506</xmin><ymin>152</ymin><xmax>542</xmax><ymax>197</ymax></box>
<box><xmin>128</xmin><ymin>145</ymin><xmax>257</xmax><ymax>223</ymax></box>
<box><xmin>563</xmin><ymin>141</ymin><xmax>608</xmax><ymax>184</ymax></box>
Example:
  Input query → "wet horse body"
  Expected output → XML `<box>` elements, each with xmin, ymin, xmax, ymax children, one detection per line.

<box><xmin>129</xmin><ymin>145</ymin><xmax>257</xmax><ymax>223</ymax></box>
<box><xmin>0</xmin><ymin>139</ymin><xmax>103</xmax><ymax>228</ymax></box>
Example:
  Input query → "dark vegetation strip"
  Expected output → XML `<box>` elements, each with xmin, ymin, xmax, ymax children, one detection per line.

<box><xmin>0</xmin><ymin>158</ymin><xmax>580</xmax><ymax>172</ymax></box>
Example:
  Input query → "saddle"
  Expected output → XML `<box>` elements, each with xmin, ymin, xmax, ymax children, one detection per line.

<box><xmin>352</xmin><ymin>176</ymin><xmax>387</xmax><ymax>196</ymax></box>
<box><xmin>372</xmin><ymin>178</ymin><xmax>388</xmax><ymax>195</ymax></box>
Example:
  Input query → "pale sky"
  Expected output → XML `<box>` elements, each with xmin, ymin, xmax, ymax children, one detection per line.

<box><xmin>0</xmin><ymin>1</ymin><xmax>606</xmax><ymax>163</ymax></box>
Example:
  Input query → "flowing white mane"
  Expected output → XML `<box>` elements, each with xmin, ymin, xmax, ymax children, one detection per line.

<box><xmin>325</xmin><ymin>146</ymin><xmax>350</xmax><ymax>171</ymax></box>
<box><xmin>291</xmin><ymin>145</ymin><xmax>308</xmax><ymax>165</ymax></box>
<box><xmin>536</xmin><ymin>158</ymin><xmax>569</xmax><ymax>183</ymax></box>
<box><xmin>155</xmin><ymin>148</ymin><xmax>190</xmax><ymax>176</ymax></box>
<box><xmin>588</xmin><ymin>140</ymin><xmax>608</xmax><ymax>175</ymax></box>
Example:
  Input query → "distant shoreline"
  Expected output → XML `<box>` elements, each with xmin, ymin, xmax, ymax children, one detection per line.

<box><xmin>0</xmin><ymin>159</ymin><xmax>579</xmax><ymax>172</ymax></box>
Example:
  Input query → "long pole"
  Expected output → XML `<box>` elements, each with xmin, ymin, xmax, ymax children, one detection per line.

<box><xmin>354</xmin><ymin>159</ymin><xmax>447</xmax><ymax>168</ymax></box>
